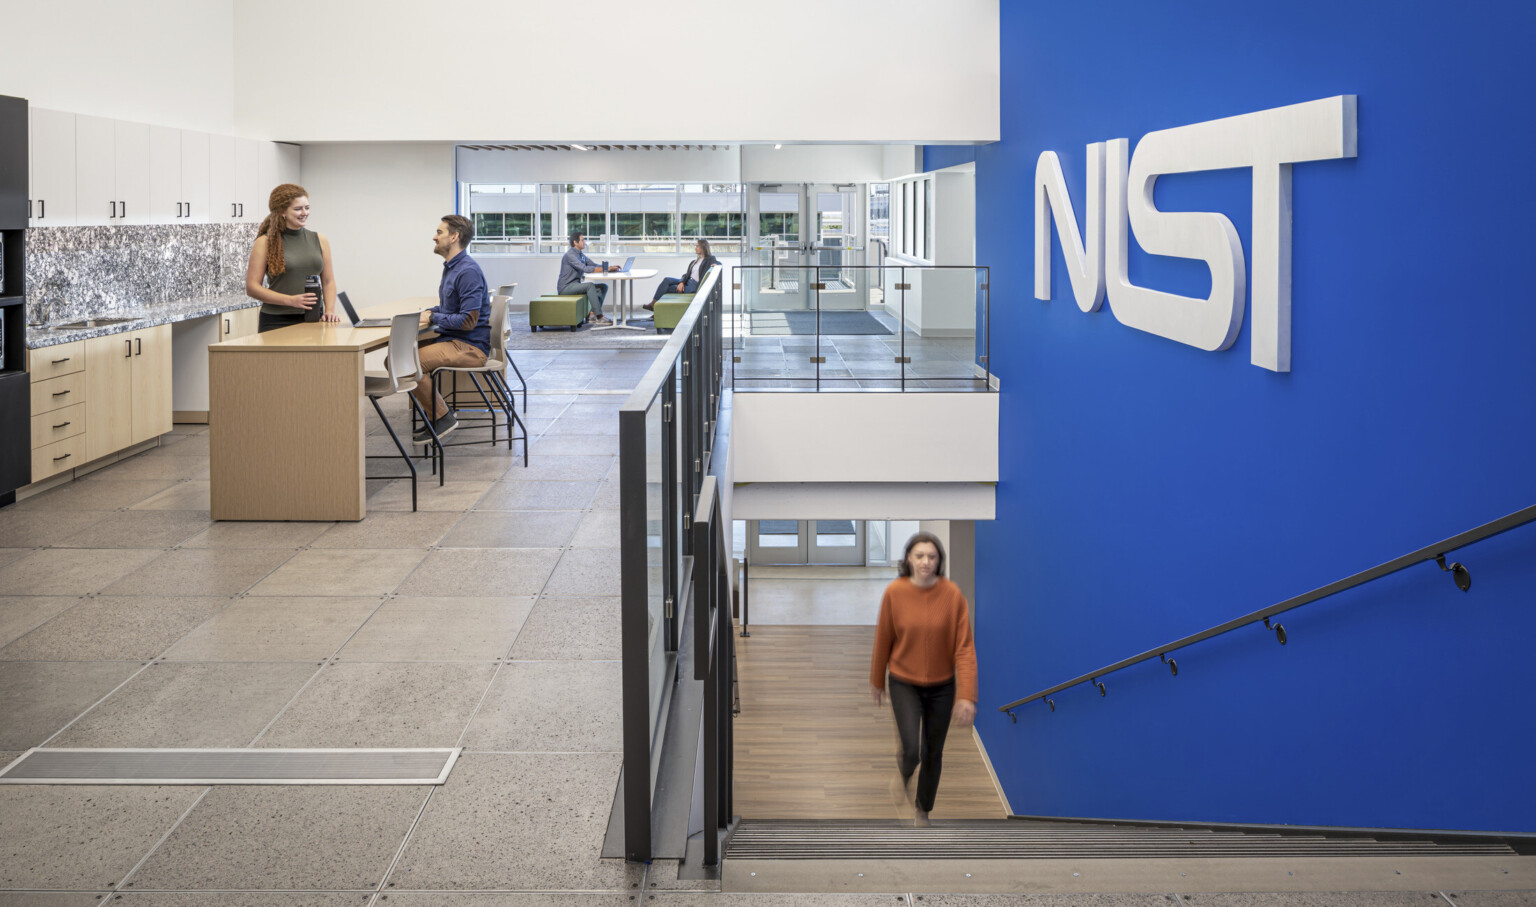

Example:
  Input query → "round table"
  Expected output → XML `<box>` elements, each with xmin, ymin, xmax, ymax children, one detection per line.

<box><xmin>583</xmin><ymin>268</ymin><xmax>659</xmax><ymax>331</ymax></box>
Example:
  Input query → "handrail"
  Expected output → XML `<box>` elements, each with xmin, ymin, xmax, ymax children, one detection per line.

<box><xmin>998</xmin><ymin>503</ymin><xmax>1536</xmax><ymax>717</ymax></box>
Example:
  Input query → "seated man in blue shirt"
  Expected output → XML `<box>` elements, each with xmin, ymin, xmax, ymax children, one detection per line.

<box><xmin>558</xmin><ymin>231</ymin><xmax>619</xmax><ymax>326</ymax></box>
<box><xmin>413</xmin><ymin>214</ymin><xmax>492</xmax><ymax>441</ymax></box>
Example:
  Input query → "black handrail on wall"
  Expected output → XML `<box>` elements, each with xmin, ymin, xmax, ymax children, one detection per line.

<box><xmin>998</xmin><ymin>503</ymin><xmax>1536</xmax><ymax>719</ymax></box>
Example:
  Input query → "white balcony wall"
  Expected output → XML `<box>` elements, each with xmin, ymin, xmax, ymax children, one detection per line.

<box><xmin>0</xmin><ymin>0</ymin><xmax>236</xmax><ymax>134</ymax></box>
<box><xmin>233</xmin><ymin>0</ymin><xmax>999</xmax><ymax>143</ymax></box>
<box><xmin>728</xmin><ymin>392</ymin><xmax>998</xmax><ymax>521</ymax></box>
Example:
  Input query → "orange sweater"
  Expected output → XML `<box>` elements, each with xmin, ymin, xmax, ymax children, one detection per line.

<box><xmin>869</xmin><ymin>576</ymin><xmax>978</xmax><ymax>703</ymax></box>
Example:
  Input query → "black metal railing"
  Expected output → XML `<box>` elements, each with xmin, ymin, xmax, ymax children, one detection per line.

<box><xmin>998</xmin><ymin>503</ymin><xmax>1536</xmax><ymax>719</ymax></box>
<box><xmin>618</xmin><ymin>264</ymin><xmax>725</xmax><ymax>862</ymax></box>
<box><xmin>729</xmin><ymin>264</ymin><xmax>991</xmax><ymax>391</ymax></box>
<box><xmin>692</xmin><ymin>475</ymin><xmax>734</xmax><ymax>865</ymax></box>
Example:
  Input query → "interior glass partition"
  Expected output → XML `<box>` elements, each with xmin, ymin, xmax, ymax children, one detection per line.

<box><xmin>729</xmin><ymin>264</ymin><xmax>991</xmax><ymax>391</ymax></box>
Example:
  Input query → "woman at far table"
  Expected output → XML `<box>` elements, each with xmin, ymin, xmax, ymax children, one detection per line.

<box><xmin>246</xmin><ymin>183</ymin><xmax>342</xmax><ymax>332</ymax></box>
<box><xmin>869</xmin><ymin>530</ymin><xmax>978</xmax><ymax>828</ymax></box>
<box><xmin>644</xmin><ymin>239</ymin><xmax>719</xmax><ymax>310</ymax></box>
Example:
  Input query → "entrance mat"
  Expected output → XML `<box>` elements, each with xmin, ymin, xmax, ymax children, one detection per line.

<box><xmin>0</xmin><ymin>747</ymin><xmax>461</xmax><ymax>785</ymax></box>
<box><xmin>748</xmin><ymin>311</ymin><xmax>893</xmax><ymax>336</ymax></box>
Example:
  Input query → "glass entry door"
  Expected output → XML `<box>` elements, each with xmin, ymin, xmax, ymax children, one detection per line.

<box><xmin>747</xmin><ymin>520</ymin><xmax>866</xmax><ymax>566</ymax></box>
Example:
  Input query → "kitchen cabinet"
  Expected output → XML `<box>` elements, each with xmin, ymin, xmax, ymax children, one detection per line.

<box><xmin>150</xmin><ymin>127</ymin><xmax>212</xmax><ymax>224</ymax></box>
<box><xmin>209</xmin><ymin>133</ymin><xmax>236</xmax><ymax>222</ymax></box>
<box><xmin>30</xmin><ymin>107</ymin><xmax>77</xmax><ymax>227</ymax></box>
<box><xmin>84</xmin><ymin>324</ymin><xmax>170</xmax><ymax>460</ymax></box>
<box><xmin>259</xmin><ymin>141</ymin><xmax>302</xmax><ymax>200</ymax></box>
<box><xmin>181</xmin><ymin>131</ymin><xmax>210</xmax><ymax>224</ymax></box>
<box><xmin>75</xmin><ymin>116</ymin><xmax>150</xmax><ymax>227</ymax></box>
<box><xmin>222</xmin><ymin>307</ymin><xmax>259</xmax><ymax>341</ymax></box>
<box><xmin>235</xmin><ymin>138</ymin><xmax>261</xmax><ymax>223</ymax></box>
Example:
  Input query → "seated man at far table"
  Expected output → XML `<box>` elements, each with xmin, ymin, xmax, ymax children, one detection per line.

<box><xmin>413</xmin><ymin>214</ymin><xmax>491</xmax><ymax>442</ymax></box>
<box><xmin>558</xmin><ymin>230</ymin><xmax>619</xmax><ymax>326</ymax></box>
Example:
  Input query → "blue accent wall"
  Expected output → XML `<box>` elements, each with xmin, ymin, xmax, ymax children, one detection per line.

<box><xmin>924</xmin><ymin>145</ymin><xmax>977</xmax><ymax>173</ymax></box>
<box><xmin>973</xmin><ymin>0</ymin><xmax>1536</xmax><ymax>832</ymax></box>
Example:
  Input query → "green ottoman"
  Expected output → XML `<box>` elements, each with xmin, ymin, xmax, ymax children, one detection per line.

<box><xmin>530</xmin><ymin>294</ymin><xmax>590</xmax><ymax>330</ymax></box>
<box><xmin>652</xmin><ymin>294</ymin><xmax>695</xmax><ymax>333</ymax></box>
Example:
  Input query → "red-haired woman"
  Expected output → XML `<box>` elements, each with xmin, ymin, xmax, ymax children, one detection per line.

<box><xmin>245</xmin><ymin>183</ymin><xmax>342</xmax><ymax>332</ymax></box>
<box><xmin>869</xmin><ymin>531</ymin><xmax>978</xmax><ymax>827</ymax></box>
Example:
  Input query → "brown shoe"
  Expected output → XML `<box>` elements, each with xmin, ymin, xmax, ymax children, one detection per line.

<box><xmin>642</xmin><ymin>301</ymin><xmax>655</xmax><ymax>311</ymax></box>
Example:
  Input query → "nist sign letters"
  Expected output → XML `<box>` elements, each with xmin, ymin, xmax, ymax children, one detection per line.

<box><xmin>1034</xmin><ymin>95</ymin><xmax>1357</xmax><ymax>372</ymax></box>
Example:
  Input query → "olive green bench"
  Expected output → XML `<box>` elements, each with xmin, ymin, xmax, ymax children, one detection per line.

<box><xmin>651</xmin><ymin>294</ymin><xmax>695</xmax><ymax>333</ymax></box>
<box><xmin>529</xmin><ymin>294</ymin><xmax>590</xmax><ymax>330</ymax></box>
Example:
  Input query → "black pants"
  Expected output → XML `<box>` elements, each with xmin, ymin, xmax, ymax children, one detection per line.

<box><xmin>258</xmin><ymin>311</ymin><xmax>306</xmax><ymax>333</ymax></box>
<box><xmin>888</xmin><ymin>676</ymin><xmax>955</xmax><ymax>813</ymax></box>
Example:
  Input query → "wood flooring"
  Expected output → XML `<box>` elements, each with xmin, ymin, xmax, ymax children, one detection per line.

<box><xmin>732</xmin><ymin>624</ymin><xmax>1008</xmax><ymax>820</ymax></box>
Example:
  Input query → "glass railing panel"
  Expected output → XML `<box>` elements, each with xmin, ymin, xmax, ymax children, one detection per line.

<box><xmin>893</xmin><ymin>266</ymin><xmax>990</xmax><ymax>391</ymax></box>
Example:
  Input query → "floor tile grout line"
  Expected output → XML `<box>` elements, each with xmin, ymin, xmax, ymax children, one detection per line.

<box><xmin>26</xmin><ymin>589</ymin><xmax>251</xmax><ymax>743</ymax></box>
<box><xmin>365</xmin><ymin>783</ymin><xmax>440</xmax><ymax>907</ymax></box>
<box><xmin>243</xmin><ymin>592</ymin><xmax>395</xmax><ymax>748</ymax></box>
<box><xmin>108</xmin><ymin>785</ymin><xmax>212</xmax><ymax>896</ymax></box>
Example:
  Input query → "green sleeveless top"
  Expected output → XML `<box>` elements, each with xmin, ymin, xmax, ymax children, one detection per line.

<box><xmin>261</xmin><ymin>228</ymin><xmax>325</xmax><ymax>315</ymax></box>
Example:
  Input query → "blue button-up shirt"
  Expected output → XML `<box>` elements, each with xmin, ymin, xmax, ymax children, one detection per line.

<box><xmin>431</xmin><ymin>250</ymin><xmax>491</xmax><ymax>354</ymax></box>
<box><xmin>558</xmin><ymin>246</ymin><xmax>599</xmax><ymax>293</ymax></box>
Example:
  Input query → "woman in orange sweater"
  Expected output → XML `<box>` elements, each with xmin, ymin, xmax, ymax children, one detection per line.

<box><xmin>869</xmin><ymin>531</ymin><xmax>978</xmax><ymax>826</ymax></box>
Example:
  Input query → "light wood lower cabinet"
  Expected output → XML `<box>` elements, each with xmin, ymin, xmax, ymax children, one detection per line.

<box><xmin>221</xmin><ymin>307</ymin><xmax>259</xmax><ymax>341</ymax></box>
<box><xmin>83</xmin><ymin>324</ymin><xmax>173</xmax><ymax>463</ymax></box>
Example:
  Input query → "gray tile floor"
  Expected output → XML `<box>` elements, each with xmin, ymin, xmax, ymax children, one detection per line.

<box><xmin>0</xmin><ymin>345</ymin><xmax>1527</xmax><ymax>906</ymax></box>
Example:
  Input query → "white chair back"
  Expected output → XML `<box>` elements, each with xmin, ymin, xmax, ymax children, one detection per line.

<box><xmin>385</xmin><ymin>312</ymin><xmax>423</xmax><ymax>394</ymax></box>
<box><xmin>494</xmin><ymin>283</ymin><xmax>518</xmax><ymax>299</ymax></box>
<box><xmin>488</xmin><ymin>295</ymin><xmax>510</xmax><ymax>364</ymax></box>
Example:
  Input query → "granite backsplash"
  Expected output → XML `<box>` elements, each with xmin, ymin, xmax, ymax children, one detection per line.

<box><xmin>26</xmin><ymin>223</ymin><xmax>257</xmax><ymax>322</ymax></box>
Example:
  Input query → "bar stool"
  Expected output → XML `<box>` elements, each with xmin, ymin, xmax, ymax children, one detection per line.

<box><xmin>428</xmin><ymin>294</ymin><xmax>530</xmax><ymax>467</ymax></box>
<box><xmin>365</xmin><ymin>312</ymin><xmax>446</xmax><ymax>511</ymax></box>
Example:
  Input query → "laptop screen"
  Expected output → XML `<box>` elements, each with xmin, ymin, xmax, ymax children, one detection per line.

<box><xmin>337</xmin><ymin>291</ymin><xmax>362</xmax><ymax>325</ymax></box>
<box><xmin>621</xmin><ymin>256</ymin><xmax>636</xmax><ymax>272</ymax></box>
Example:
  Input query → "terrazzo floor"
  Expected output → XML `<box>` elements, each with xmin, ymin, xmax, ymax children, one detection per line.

<box><xmin>0</xmin><ymin>344</ymin><xmax>1527</xmax><ymax>906</ymax></box>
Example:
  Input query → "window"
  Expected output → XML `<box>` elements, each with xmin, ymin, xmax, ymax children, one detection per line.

<box><xmin>461</xmin><ymin>181</ymin><xmax>745</xmax><ymax>255</ymax></box>
<box><xmin>890</xmin><ymin>175</ymin><xmax>932</xmax><ymax>262</ymax></box>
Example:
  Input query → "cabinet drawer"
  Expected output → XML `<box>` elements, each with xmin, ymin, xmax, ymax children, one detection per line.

<box><xmin>31</xmin><ymin>402</ymin><xmax>86</xmax><ymax>449</ymax></box>
<box><xmin>32</xmin><ymin>433</ymin><xmax>87</xmax><ymax>481</ymax></box>
<box><xmin>30</xmin><ymin>371</ymin><xmax>87</xmax><ymax>415</ymax></box>
<box><xmin>27</xmin><ymin>342</ymin><xmax>87</xmax><ymax>382</ymax></box>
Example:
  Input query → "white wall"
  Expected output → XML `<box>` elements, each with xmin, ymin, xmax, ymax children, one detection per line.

<box><xmin>740</xmin><ymin>145</ymin><xmax>892</xmax><ymax>184</ymax></box>
<box><xmin>0</xmin><ymin>1</ymin><xmax>236</xmax><ymax>134</ymax></box>
<box><xmin>299</xmin><ymin>143</ymin><xmax>457</xmax><ymax>306</ymax></box>
<box><xmin>731</xmin><ymin>484</ymin><xmax>994</xmax><ymax>521</ymax></box>
<box><xmin>234</xmin><ymin>0</ymin><xmax>999</xmax><ymax>143</ymax></box>
<box><xmin>733</xmin><ymin>393</ymin><xmax>997</xmax><ymax>483</ymax></box>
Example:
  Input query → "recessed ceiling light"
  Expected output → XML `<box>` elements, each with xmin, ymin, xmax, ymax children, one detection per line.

<box><xmin>571</xmin><ymin>143</ymin><xmax>589</xmax><ymax>151</ymax></box>
<box><xmin>774</xmin><ymin>144</ymin><xmax>782</xmax><ymax>150</ymax></box>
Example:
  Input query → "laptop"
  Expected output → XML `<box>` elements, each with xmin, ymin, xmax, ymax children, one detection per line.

<box><xmin>605</xmin><ymin>256</ymin><xmax>636</xmax><ymax>273</ymax></box>
<box><xmin>338</xmin><ymin>291</ymin><xmax>393</xmax><ymax>328</ymax></box>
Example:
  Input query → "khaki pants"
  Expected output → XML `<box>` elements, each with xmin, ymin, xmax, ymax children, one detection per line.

<box><xmin>414</xmin><ymin>339</ymin><xmax>487</xmax><ymax>420</ymax></box>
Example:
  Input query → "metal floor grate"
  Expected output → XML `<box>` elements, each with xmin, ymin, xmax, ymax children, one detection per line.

<box><xmin>0</xmin><ymin>748</ymin><xmax>461</xmax><ymax>785</ymax></box>
<box><xmin>725</xmin><ymin>820</ymin><xmax>1518</xmax><ymax>861</ymax></box>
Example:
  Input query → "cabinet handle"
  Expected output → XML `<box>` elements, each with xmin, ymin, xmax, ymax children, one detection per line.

<box><xmin>238</xmin><ymin>203</ymin><xmax>244</xmax><ymax>217</ymax></box>
<box><xmin>111</xmin><ymin>200</ymin><xmax>118</xmax><ymax>218</ymax></box>
<box><xmin>39</xmin><ymin>199</ymin><xmax>44</xmax><ymax>218</ymax></box>
<box><xmin>54</xmin><ymin>454</ymin><xmax>72</xmax><ymax>462</ymax></box>
<box><xmin>224</xmin><ymin>317</ymin><xmax>231</xmax><ymax>332</ymax></box>
<box><xmin>136</xmin><ymin>337</ymin><xmax>142</xmax><ymax>356</ymax></box>
<box><xmin>52</xmin><ymin>390</ymin><xmax>71</xmax><ymax>397</ymax></box>
<box><xmin>51</xmin><ymin>357</ymin><xmax>70</xmax><ymax>364</ymax></box>
<box><xmin>184</xmin><ymin>201</ymin><xmax>191</xmax><ymax>217</ymax></box>
<box><xmin>28</xmin><ymin>199</ymin><xmax>32</xmax><ymax>219</ymax></box>
<box><xmin>125</xmin><ymin>339</ymin><xmax>132</xmax><ymax>358</ymax></box>
<box><xmin>53</xmin><ymin>421</ymin><xmax>71</xmax><ymax>430</ymax></box>
<box><xmin>121</xmin><ymin>200</ymin><xmax>127</xmax><ymax>217</ymax></box>
<box><xmin>176</xmin><ymin>202</ymin><xmax>183</xmax><ymax>218</ymax></box>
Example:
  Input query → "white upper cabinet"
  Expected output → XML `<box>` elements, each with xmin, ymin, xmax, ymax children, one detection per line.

<box><xmin>33</xmin><ymin>109</ymin><xmax>293</xmax><ymax>228</ymax></box>
<box><xmin>208</xmin><ymin>133</ymin><xmax>236</xmax><ymax>223</ymax></box>
<box><xmin>29</xmin><ymin>107</ymin><xmax>76</xmax><ymax>227</ymax></box>
<box><xmin>235</xmin><ymin>137</ymin><xmax>261</xmax><ymax>224</ymax></box>
<box><xmin>149</xmin><ymin>126</ymin><xmax>182</xmax><ymax>223</ymax></box>
<box><xmin>114</xmin><ymin>121</ymin><xmax>150</xmax><ymax>226</ymax></box>
<box><xmin>181</xmin><ymin>131</ymin><xmax>210</xmax><ymax>224</ymax></box>
<box><xmin>74</xmin><ymin>115</ymin><xmax>116</xmax><ymax>226</ymax></box>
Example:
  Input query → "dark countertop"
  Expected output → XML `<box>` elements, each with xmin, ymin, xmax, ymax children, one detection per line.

<box><xmin>25</xmin><ymin>294</ymin><xmax>261</xmax><ymax>349</ymax></box>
